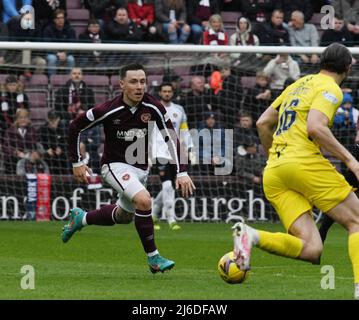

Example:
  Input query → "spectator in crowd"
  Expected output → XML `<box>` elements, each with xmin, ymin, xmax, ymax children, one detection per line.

<box><xmin>235</xmin><ymin>136</ymin><xmax>266</xmax><ymax>191</ymax></box>
<box><xmin>54</xmin><ymin>67</ymin><xmax>95</xmax><ymax>121</ymax></box>
<box><xmin>243</xmin><ymin>71</ymin><xmax>272</xmax><ymax>122</ymax></box>
<box><xmin>240</xmin><ymin>0</ymin><xmax>277</xmax><ymax>24</ymax></box>
<box><xmin>78</xmin><ymin>19</ymin><xmax>107</xmax><ymax>67</ymax></box>
<box><xmin>16</xmin><ymin>150</ymin><xmax>49</xmax><ymax>176</ymax></box>
<box><xmin>210</xmin><ymin>63</ymin><xmax>243</xmax><ymax>127</ymax></box>
<box><xmin>334</xmin><ymin>92</ymin><xmax>359</xmax><ymax>130</ymax></box>
<box><xmin>197</xmin><ymin>111</ymin><xmax>229</xmax><ymax>175</ymax></box>
<box><xmin>2</xmin><ymin>0</ymin><xmax>31</xmax><ymax>23</ymax></box>
<box><xmin>72</xmin><ymin>106</ymin><xmax>102</xmax><ymax>173</ymax></box>
<box><xmin>32</xmin><ymin>0</ymin><xmax>66</xmax><ymax>33</ymax></box>
<box><xmin>128</xmin><ymin>0</ymin><xmax>163</xmax><ymax>42</ymax></box>
<box><xmin>320</xmin><ymin>14</ymin><xmax>354</xmax><ymax>47</ymax></box>
<box><xmin>38</xmin><ymin>109</ymin><xmax>69</xmax><ymax>175</ymax></box>
<box><xmin>256</xmin><ymin>9</ymin><xmax>289</xmax><ymax>45</ymax></box>
<box><xmin>229</xmin><ymin>16</ymin><xmax>262</xmax><ymax>73</ymax></box>
<box><xmin>276</xmin><ymin>0</ymin><xmax>313</xmax><ymax>23</ymax></box>
<box><xmin>202</xmin><ymin>14</ymin><xmax>228</xmax><ymax>45</ymax></box>
<box><xmin>179</xmin><ymin>75</ymin><xmax>218</xmax><ymax>129</ymax></box>
<box><xmin>162</xmin><ymin>73</ymin><xmax>182</xmax><ymax>103</ymax></box>
<box><xmin>6</xmin><ymin>12</ymin><xmax>47</xmax><ymax>74</ymax></box>
<box><xmin>233</xmin><ymin>112</ymin><xmax>259</xmax><ymax>160</ymax></box>
<box><xmin>84</xmin><ymin>0</ymin><xmax>126</xmax><ymax>30</ymax></box>
<box><xmin>105</xmin><ymin>7</ymin><xmax>143</xmax><ymax>42</ymax></box>
<box><xmin>42</xmin><ymin>9</ymin><xmax>76</xmax><ymax>77</ymax></box>
<box><xmin>1</xmin><ymin>74</ymin><xmax>29</xmax><ymax>124</ymax></box>
<box><xmin>332</xmin><ymin>0</ymin><xmax>359</xmax><ymax>43</ymax></box>
<box><xmin>263</xmin><ymin>53</ymin><xmax>300</xmax><ymax>91</ymax></box>
<box><xmin>187</xmin><ymin>0</ymin><xmax>220</xmax><ymax>44</ymax></box>
<box><xmin>155</xmin><ymin>0</ymin><xmax>190</xmax><ymax>44</ymax></box>
<box><xmin>288</xmin><ymin>10</ymin><xmax>319</xmax><ymax>64</ymax></box>
<box><xmin>2</xmin><ymin>108</ymin><xmax>44</xmax><ymax>174</ymax></box>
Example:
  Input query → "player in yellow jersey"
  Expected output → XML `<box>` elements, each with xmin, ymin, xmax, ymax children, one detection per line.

<box><xmin>232</xmin><ymin>43</ymin><xmax>359</xmax><ymax>299</ymax></box>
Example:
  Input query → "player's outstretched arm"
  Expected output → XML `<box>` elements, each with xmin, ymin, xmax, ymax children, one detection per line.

<box><xmin>72</xmin><ymin>164</ymin><xmax>93</xmax><ymax>185</ymax></box>
<box><xmin>176</xmin><ymin>175</ymin><xmax>196</xmax><ymax>198</ymax></box>
<box><xmin>308</xmin><ymin>109</ymin><xmax>359</xmax><ymax>180</ymax></box>
<box><xmin>256</xmin><ymin>106</ymin><xmax>279</xmax><ymax>156</ymax></box>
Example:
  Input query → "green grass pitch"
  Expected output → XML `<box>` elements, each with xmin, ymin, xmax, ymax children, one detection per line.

<box><xmin>0</xmin><ymin>221</ymin><xmax>354</xmax><ymax>299</ymax></box>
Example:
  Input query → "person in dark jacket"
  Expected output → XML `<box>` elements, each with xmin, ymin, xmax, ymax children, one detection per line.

<box><xmin>187</xmin><ymin>0</ymin><xmax>220</xmax><ymax>44</ymax></box>
<box><xmin>54</xmin><ymin>67</ymin><xmax>95</xmax><ymax>121</ymax></box>
<box><xmin>321</xmin><ymin>15</ymin><xmax>353</xmax><ymax>47</ymax></box>
<box><xmin>105</xmin><ymin>7</ymin><xmax>143</xmax><ymax>42</ymax></box>
<box><xmin>0</xmin><ymin>74</ymin><xmax>29</xmax><ymax>139</ymax></box>
<box><xmin>78</xmin><ymin>19</ymin><xmax>108</xmax><ymax>67</ymax></box>
<box><xmin>38</xmin><ymin>109</ymin><xmax>69</xmax><ymax>174</ymax></box>
<box><xmin>2</xmin><ymin>108</ymin><xmax>43</xmax><ymax>174</ymax></box>
<box><xmin>276</xmin><ymin>0</ymin><xmax>313</xmax><ymax>23</ymax></box>
<box><xmin>255</xmin><ymin>9</ymin><xmax>289</xmax><ymax>45</ymax></box>
<box><xmin>42</xmin><ymin>9</ymin><xmax>76</xmax><ymax>77</ymax></box>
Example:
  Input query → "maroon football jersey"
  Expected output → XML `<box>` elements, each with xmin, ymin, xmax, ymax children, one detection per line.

<box><xmin>68</xmin><ymin>93</ymin><xmax>187</xmax><ymax>174</ymax></box>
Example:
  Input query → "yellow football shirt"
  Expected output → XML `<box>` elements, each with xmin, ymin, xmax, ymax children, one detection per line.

<box><xmin>267</xmin><ymin>73</ymin><xmax>343</xmax><ymax>167</ymax></box>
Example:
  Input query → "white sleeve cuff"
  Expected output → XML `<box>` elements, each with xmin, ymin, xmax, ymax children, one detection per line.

<box><xmin>72</xmin><ymin>161</ymin><xmax>84</xmax><ymax>168</ymax></box>
<box><xmin>177</xmin><ymin>172</ymin><xmax>188</xmax><ymax>178</ymax></box>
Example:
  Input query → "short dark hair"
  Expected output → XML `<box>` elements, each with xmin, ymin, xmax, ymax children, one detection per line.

<box><xmin>320</xmin><ymin>43</ymin><xmax>352</xmax><ymax>74</ymax></box>
<box><xmin>53</xmin><ymin>9</ymin><xmax>65</xmax><ymax>19</ymax></box>
<box><xmin>87</xmin><ymin>18</ymin><xmax>100</xmax><ymax>26</ymax></box>
<box><xmin>120</xmin><ymin>64</ymin><xmax>146</xmax><ymax>79</ymax></box>
<box><xmin>159</xmin><ymin>82</ymin><xmax>174</xmax><ymax>91</ymax></box>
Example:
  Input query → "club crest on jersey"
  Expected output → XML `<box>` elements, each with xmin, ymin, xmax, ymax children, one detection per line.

<box><xmin>141</xmin><ymin>113</ymin><xmax>151</xmax><ymax>123</ymax></box>
<box><xmin>122</xmin><ymin>174</ymin><xmax>130</xmax><ymax>181</ymax></box>
<box><xmin>173</xmin><ymin>113</ymin><xmax>178</xmax><ymax>118</ymax></box>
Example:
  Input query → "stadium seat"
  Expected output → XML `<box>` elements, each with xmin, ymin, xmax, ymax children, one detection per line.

<box><xmin>179</xmin><ymin>75</ymin><xmax>193</xmax><ymax>88</ymax></box>
<box><xmin>82</xmin><ymin>75</ymin><xmax>109</xmax><ymax>87</ymax></box>
<box><xmin>50</xmin><ymin>74</ymin><xmax>69</xmax><ymax>88</ymax></box>
<box><xmin>66</xmin><ymin>0</ymin><xmax>82</xmax><ymax>9</ymax></box>
<box><xmin>67</xmin><ymin>9</ymin><xmax>90</xmax><ymax>22</ymax></box>
<box><xmin>73</xmin><ymin>25</ymin><xmax>87</xmax><ymax>39</ymax></box>
<box><xmin>30</xmin><ymin>107</ymin><xmax>51</xmax><ymax>127</ymax></box>
<box><xmin>147</xmin><ymin>75</ymin><xmax>163</xmax><ymax>88</ymax></box>
<box><xmin>20</xmin><ymin>74</ymin><xmax>49</xmax><ymax>89</ymax></box>
<box><xmin>222</xmin><ymin>11</ymin><xmax>241</xmax><ymax>24</ymax></box>
<box><xmin>0</xmin><ymin>74</ymin><xmax>11</xmax><ymax>83</ymax></box>
<box><xmin>309</xmin><ymin>13</ymin><xmax>325</xmax><ymax>28</ymax></box>
<box><xmin>26</xmin><ymin>89</ymin><xmax>50</xmax><ymax>109</ymax></box>
<box><xmin>110</xmin><ymin>75</ymin><xmax>120</xmax><ymax>91</ymax></box>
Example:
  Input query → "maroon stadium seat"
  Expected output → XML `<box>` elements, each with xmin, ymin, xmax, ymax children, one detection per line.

<box><xmin>26</xmin><ymin>89</ymin><xmax>49</xmax><ymax>108</ymax></box>
<box><xmin>67</xmin><ymin>0</ymin><xmax>82</xmax><ymax>9</ymax></box>
<box><xmin>110</xmin><ymin>75</ymin><xmax>120</xmax><ymax>91</ymax></box>
<box><xmin>73</xmin><ymin>25</ymin><xmax>87</xmax><ymax>39</ymax></box>
<box><xmin>82</xmin><ymin>75</ymin><xmax>109</xmax><ymax>87</ymax></box>
<box><xmin>30</xmin><ymin>107</ymin><xmax>51</xmax><ymax>127</ymax></box>
<box><xmin>147</xmin><ymin>75</ymin><xmax>163</xmax><ymax>88</ymax></box>
<box><xmin>221</xmin><ymin>11</ymin><xmax>241</xmax><ymax>24</ymax></box>
<box><xmin>20</xmin><ymin>74</ymin><xmax>49</xmax><ymax>89</ymax></box>
<box><xmin>50</xmin><ymin>74</ymin><xmax>69</xmax><ymax>88</ymax></box>
<box><xmin>67</xmin><ymin>9</ymin><xmax>90</xmax><ymax>21</ymax></box>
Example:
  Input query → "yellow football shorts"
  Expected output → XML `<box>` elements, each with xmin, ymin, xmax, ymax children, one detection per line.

<box><xmin>263</xmin><ymin>160</ymin><xmax>353</xmax><ymax>231</ymax></box>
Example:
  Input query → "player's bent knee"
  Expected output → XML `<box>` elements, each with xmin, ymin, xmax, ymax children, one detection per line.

<box><xmin>302</xmin><ymin>242</ymin><xmax>323</xmax><ymax>263</ymax></box>
<box><xmin>114</xmin><ymin>208</ymin><xmax>134</xmax><ymax>224</ymax></box>
<box><xmin>133</xmin><ymin>191</ymin><xmax>152</xmax><ymax>211</ymax></box>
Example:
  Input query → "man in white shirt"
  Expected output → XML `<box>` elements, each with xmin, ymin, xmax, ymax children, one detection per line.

<box><xmin>151</xmin><ymin>83</ymin><xmax>194</xmax><ymax>230</ymax></box>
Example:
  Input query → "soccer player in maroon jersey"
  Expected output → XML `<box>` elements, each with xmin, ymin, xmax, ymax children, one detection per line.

<box><xmin>62</xmin><ymin>64</ymin><xmax>195</xmax><ymax>273</ymax></box>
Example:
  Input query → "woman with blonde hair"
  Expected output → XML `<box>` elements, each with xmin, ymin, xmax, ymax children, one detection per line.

<box><xmin>203</xmin><ymin>14</ymin><xmax>228</xmax><ymax>45</ymax></box>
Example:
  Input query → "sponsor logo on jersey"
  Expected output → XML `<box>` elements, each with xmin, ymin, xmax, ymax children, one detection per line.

<box><xmin>141</xmin><ymin>113</ymin><xmax>151</xmax><ymax>123</ymax></box>
<box><xmin>122</xmin><ymin>174</ymin><xmax>130</xmax><ymax>181</ymax></box>
<box><xmin>113</xmin><ymin>119</ymin><xmax>121</xmax><ymax>125</ymax></box>
<box><xmin>323</xmin><ymin>91</ymin><xmax>338</xmax><ymax>105</ymax></box>
<box><xmin>116</xmin><ymin>128</ymin><xmax>147</xmax><ymax>141</ymax></box>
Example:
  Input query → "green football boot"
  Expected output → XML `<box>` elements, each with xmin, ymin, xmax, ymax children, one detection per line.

<box><xmin>148</xmin><ymin>254</ymin><xmax>175</xmax><ymax>274</ymax></box>
<box><xmin>61</xmin><ymin>208</ymin><xmax>86</xmax><ymax>243</ymax></box>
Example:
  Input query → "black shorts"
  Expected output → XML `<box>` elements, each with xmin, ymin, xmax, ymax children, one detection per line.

<box><xmin>154</xmin><ymin>158</ymin><xmax>177</xmax><ymax>186</ymax></box>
